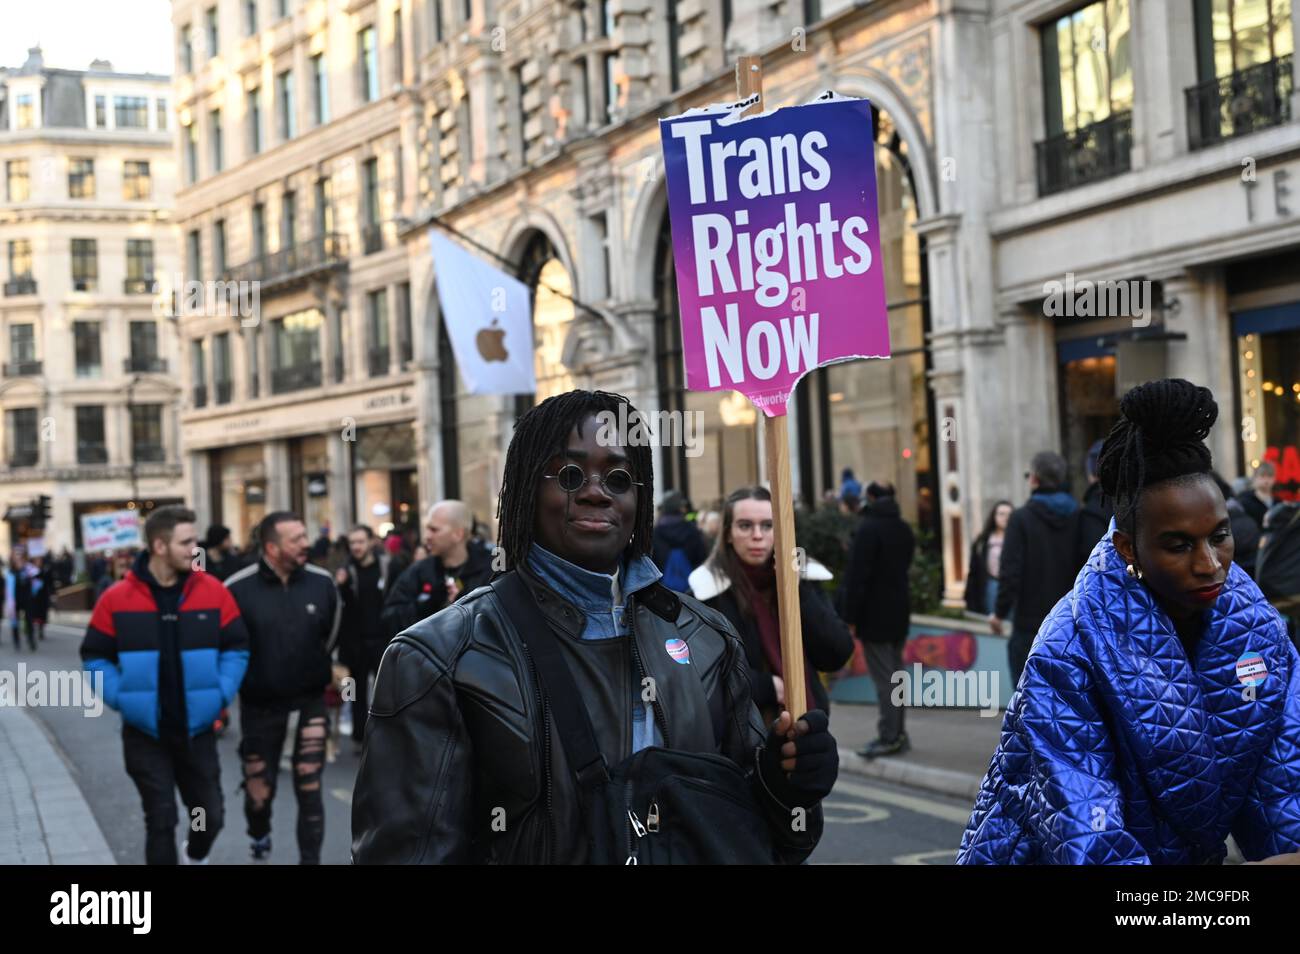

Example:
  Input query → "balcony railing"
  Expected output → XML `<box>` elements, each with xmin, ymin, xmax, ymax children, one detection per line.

<box><xmin>3</xmin><ymin>277</ymin><xmax>37</xmax><ymax>296</ymax></box>
<box><xmin>368</xmin><ymin>346</ymin><xmax>390</xmax><ymax>377</ymax></box>
<box><xmin>124</xmin><ymin>356</ymin><xmax>168</xmax><ymax>374</ymax></box>
<box><xmin>1187</xmin><ymin>55</ymin><xmax>1294</xmax><ymax>150</ymax></box>
<box><xmin>3</xmin><ymin>360</ymin><xmax>42</xmax><ymax>376</ymax></box>
<box><xmin>215</xmin><ymin>380</ymin><xmax>233</xmax><ymax>404</ymax></box>
<box><xmin>123</xmin><ymin>277</ymin><xmax>156</xmax><ymax>295</ymax></box>
<box><xmin>7</xmin><ymin>450</ymin><xmax>38</xmax><ymax>468</ymax></box>
<box><xmin>132</xmin><ymin>444</ymin><xmax>166</xmax><ymax>463</ymax></box>
<box><xmin>77</xmin><ymin>442</ymin><xmax>109</xmax><ymax>465</ymax></box>
<box><xmin>72</xmin><ymin>278</ymin><xmax>98</xmax><ymax>292</ymax></box>
<box><xmin>220</xmin><ymin>233</ymin><xmax>348</xmax><ymax>289</ymax></box>
<box><xmin>193</xmin><ymin>385</ymin><xmax>207</xmax><ymax>408</ymax></box>
<box><xmin>1035</xmin><ymin>111</ymin><xmax>1133</xmax><ymax>197</ymax></box>
<box><xmin>362</xmin><ymin>223</ymin><xmax>384</xmax><ymax>255</ymax></box>
<box><xmin>271</xmin><ymin>363</ymin><xmax>322</xmax><ymax>394</ymax></box>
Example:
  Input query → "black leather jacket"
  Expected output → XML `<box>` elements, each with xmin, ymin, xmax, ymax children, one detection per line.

<box><xmin>351</xmin><ymin>567</ymin><xmax>824</xmax><ymax>864</ymax></box>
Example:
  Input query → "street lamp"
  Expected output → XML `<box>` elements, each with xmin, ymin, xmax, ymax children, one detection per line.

<box><xmin>127</xmin><ymin>373</ymin><xmax>141</xmax><ymax>509</ymax></box>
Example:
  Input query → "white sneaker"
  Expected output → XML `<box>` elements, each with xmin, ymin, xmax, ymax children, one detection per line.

<box><xmin>181</xmin><ymin>840</ymin><xmax>210</xmax><ymax>865</ymax></box>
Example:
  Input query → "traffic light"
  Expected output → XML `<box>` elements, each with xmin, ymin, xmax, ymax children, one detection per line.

<box><xmin>32</xmin><ymin>494</ymin><xmax>51</xmax><ymax>530</ymax></box>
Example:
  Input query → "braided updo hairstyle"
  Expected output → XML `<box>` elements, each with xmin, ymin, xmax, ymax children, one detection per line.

<box><xmin>1096</xmin><ymin>378</ymin><xmax>1218</xmax><ymax>536</ymax></box>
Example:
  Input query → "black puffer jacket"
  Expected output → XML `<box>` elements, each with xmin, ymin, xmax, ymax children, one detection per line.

<box><xmin>351</xmin><ymin>566</ymin><xmax>824</xmax><ymax>864</ymax></box>
<box><xmin>224</xmin><ymin>558</ymin><xmax>340</xmax><ymax>709</ymax></box>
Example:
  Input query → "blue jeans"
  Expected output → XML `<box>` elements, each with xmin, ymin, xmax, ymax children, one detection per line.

<box><xmin>984</xmin><ymin>580</ymin><xmax>999</xmax><ymax>618</ymax></box>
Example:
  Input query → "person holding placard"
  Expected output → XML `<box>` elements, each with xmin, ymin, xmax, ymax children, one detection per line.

<box><xmin>352</xmin><ymin>389</ymin><xmax>839</xmax><ymax>864</ymax></box>
<box><xmin>687</xmin><ymin>485</ymin><xmax>853</xmax><ymax>725</ymax></box>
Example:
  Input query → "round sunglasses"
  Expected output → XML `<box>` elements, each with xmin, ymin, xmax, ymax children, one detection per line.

<box><xmin>543</xmin><ymin>463</ymin><xmax>643</xmax><ymax>496</ymax></box>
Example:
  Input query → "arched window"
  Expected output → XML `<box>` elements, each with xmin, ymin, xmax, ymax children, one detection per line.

<box><xmin>653</xmin><ymin>209</ymin><xmax>760</xmax><ymax>511</ymax></box>
<box><xmin>513</xmin><ymin>231</ymin><xmax>575</xmax><ymax>419</ymax></box>
<box><xmin>654</xmin><ymin>215</ymin><xmax>687</xmax><ymax>498</ymax></box>
<box><xmin>812</xmin><ymin>104</ymin><xmax>936</xmax><ymax>537</ymax></box>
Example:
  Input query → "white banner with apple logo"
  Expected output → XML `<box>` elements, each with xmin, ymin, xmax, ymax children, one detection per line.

<box><xmin>430</xmin><ymin>229</ymin><xmax>538</xmax><ymax>395</ymax></box>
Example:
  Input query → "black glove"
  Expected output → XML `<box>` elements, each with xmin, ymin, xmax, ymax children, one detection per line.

<box><xmin>758</xmin><ymin>709</ymin><xmax>838</xmax><ymax>809</ymax></box>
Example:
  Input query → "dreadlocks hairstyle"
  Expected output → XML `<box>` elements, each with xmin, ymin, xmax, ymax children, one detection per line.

<box><xmin>496</xmin><ymin>389</ymin><xmax>655</xmax><ymax>570</ymax></box>
<box><xmin>1096</xmin><ymin>378</ymin><xmax>1218</xmax><ymax>537</ymax></box>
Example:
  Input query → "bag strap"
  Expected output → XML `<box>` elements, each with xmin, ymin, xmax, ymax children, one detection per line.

<box><xmin>491</xmin><ymin>572</ymin><xmax>611</xmax><ymax>788</ymax></box>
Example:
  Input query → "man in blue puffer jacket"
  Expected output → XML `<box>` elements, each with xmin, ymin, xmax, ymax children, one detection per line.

<box><xmin>82</xmin><ymin>506</ymin><xmax>249</xmax><ymax>865</ymax></box>
<box><xmin>960</xmin><ymin>380</ymin><xmax>1300</xmax><ymax>865</ymax></box>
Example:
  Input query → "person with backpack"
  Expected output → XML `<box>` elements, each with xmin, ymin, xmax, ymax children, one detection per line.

<box><xmin>352</xmin><ymin>390</ymin><xmax>838</xmax><ymax>864</ymax></box>
<box><xmin>650</xmin><ymin>490</ymin><xmax>709</xmax><ymax>592</ymax></box>
<box><xmin>989</xmin><ymin>451</ymin><xmax>1083</xmax><ymax>687</ymax></box>
<box><xmin>687</xmin><ymin>485</ymin><xmax>853</xmax><ymax>726</ymax></box>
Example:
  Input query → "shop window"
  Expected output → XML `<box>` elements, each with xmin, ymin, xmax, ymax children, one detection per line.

<box><xmin>1188</xmin><ymin>0</ymin><xmax>1293</xmax><ymax>148</ymax></box>
<box><xmin>353</xmin><ymin>423</ymin><xmax>418</xmax><ymax>536</ymax></box>
<box><xmin>1237</xmin><ymin>313</ymin><xmax>1300</xmax><ymax>499</ymax></box>
<box><xmin>815</xmin><ymin>104</ymin><xmax>934</xmax><ymax>535</ymax></box>
<box><xmin>652</xmin><ymin>208</ymin><xmax>761</xmax><ymax>509</ymax></box>
<box><xmin>1037</xmin><ymin>0</ymin><xmax>1133</xmax><ymax>193</ymax></box>
<box><xmin>217</xmin><ymin>444</ymin><xmax>269</xmax><ymax>547</ymax></box>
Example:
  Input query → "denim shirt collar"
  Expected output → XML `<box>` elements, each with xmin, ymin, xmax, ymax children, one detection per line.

<box><xmin>525</xmin><ymin>543</ymin><xmax>661</xmax><ymax>614</ymax></box>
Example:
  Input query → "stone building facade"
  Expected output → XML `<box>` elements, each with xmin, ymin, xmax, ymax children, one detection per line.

<box><xmin>0</xmin><ymin>48</ymin><xmax>183</xmax><ymax>554</ymax></box>
<box><xmin>169</xmin><ymin>0</ymin><xmax>1300</xmax><ymax>600</ymax></box>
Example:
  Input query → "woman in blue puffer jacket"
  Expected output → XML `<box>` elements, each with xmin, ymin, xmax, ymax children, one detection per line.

<box><xmin>959</xmin><ymin>379</ymin><xmax>1300</xmax><ymax>864</ymax></box>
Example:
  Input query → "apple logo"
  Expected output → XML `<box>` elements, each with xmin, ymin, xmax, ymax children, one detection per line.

<box><xmin>476</xmin><ymin>318</ymin><xmax>508</xmax><ymax>362</ymax></box>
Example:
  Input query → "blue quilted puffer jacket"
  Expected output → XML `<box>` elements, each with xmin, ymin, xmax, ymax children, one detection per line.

<box><xmin>959</xmin><ymin>524</ymin><xmax>1300</xmax><ymax>864</ymax></box>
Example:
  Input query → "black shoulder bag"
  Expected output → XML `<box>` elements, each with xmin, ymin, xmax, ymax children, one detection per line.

<box><xmin>492</xmin><ymin>572</ymin><xmax>777</xmax><ymax>865</ymax></box>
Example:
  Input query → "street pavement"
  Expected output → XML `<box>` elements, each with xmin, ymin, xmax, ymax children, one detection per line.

<box><xmin>6</xmin><ymin>620</ymin><xmax>971</xmax><ymax>864</ymax></box>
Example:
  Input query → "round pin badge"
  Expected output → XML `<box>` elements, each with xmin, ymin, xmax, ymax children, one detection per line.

<box><xmin>664</xmin><ymin>638</ymin><xmax>691</xmax><ymax>665</ymax></box>
<box><xmin>1236</xmin><ymin>651</ymin><xmax>1268</xmax><ymax>688</ymax></box>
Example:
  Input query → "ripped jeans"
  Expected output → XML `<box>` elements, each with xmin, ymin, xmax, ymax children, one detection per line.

<box><xmin>238</xmin><ymin>696</ymin><xmax>328</xmax><ymax>864</ymax></box>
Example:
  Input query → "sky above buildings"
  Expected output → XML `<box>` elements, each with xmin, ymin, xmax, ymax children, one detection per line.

<box><xmin>2</xmin><ymin>0</ymin><xmax>173</xmax><ymax>75</ymax></box>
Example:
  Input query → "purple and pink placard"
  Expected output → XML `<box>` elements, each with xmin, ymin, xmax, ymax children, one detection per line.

<box><xmin>658</xmin><ymin>92</ymin><xmax>890</xmax><ymax>418</ymax></box>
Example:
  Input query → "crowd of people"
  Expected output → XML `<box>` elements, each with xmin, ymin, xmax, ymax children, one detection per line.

<box><xmin>33</xmin><ymin>378</ymin><xmax>1298</xmax><ymax>865</ymax></box>
<box><xmin>72</xmin><ymin>499</ymin><xmax>494</xmax><ymax>864</ymax></box>
<box><xmin>0</xmin><ymin>546</ymin><xmax>61</xmax><ymax>650</ymax></box>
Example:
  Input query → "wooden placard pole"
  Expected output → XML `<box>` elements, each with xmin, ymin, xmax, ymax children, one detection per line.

<box><xmin>736</xmin><ymin>55</ymin><xmax>808</xmax><ymax>721</ymax></box>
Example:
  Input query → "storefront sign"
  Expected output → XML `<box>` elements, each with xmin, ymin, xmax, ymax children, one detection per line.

<box><xmin>658</xmin><ymin>92</ymin><xmax>890</xmax><ymax>417</ymax></box>
<box><xmin>1243</xmin><ymin>168</ymin><xmax>1293</xmax><ymax>223</ymax></box>
<box><xmin>364</xmin><ymin>391</ymin><xmax>413</xmax><ymax>410</ymax></box>
<box><xmin>81</xmin><ymin>510</ymin><xmax>142</xmax><ymax>552</ymax></box>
